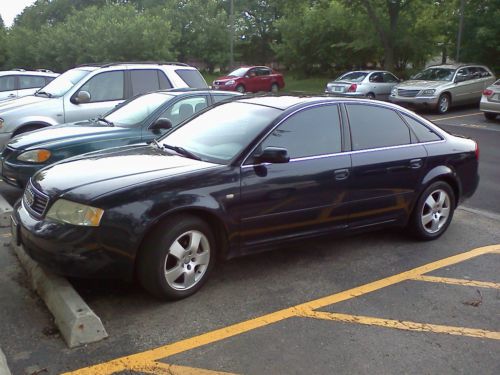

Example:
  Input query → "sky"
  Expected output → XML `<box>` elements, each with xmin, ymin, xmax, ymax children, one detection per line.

<box><xmin>0</xmin><ymin>0</ymin><xmax>36</xmax><ymax>27</ymax></box>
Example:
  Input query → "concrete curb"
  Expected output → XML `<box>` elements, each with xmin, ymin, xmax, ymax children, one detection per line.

<box><xmin>0</xmin><ymin>193</ymin><xmax>13</xmax><ymax>227</ymax></box>
<box><xmin>0</xmin><ymin>347</ymin><xmax>12</xmax><ymax>375</ymax></box>
<box><xmin>12</xmin><ymin>242</ymin><xmax>108</xmax><ymax>348</ymax></box>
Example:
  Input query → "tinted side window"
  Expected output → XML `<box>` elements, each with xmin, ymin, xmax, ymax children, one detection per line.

<box><xmin>18</xmin><ymin>75</ymin><xmax>46</xmax><ymax>89</ymax></box>
<box><xmin>369</xmin><ymin>72</ymin><xmax>383</xmax><ymax>83</ymax></box>
<box><xmin>159</xmin><ymin>96</ymin><xmax>208</xmax><ymax>127</ymax></box>
<box><xmin>80</xmin><ymin>71</ymin><xmax>124</xmax><ymax>102</ymax></box>
<box><xmin>45</xmin><ymin>76</ymin><xmax>56</xmax><ymax>85</ymax></box>
<box><xmin>402</xmin><ymin>114</ymin><xmax>441</xmax><ymax>142</ymax></box>
<box><xmin>213</xmin><ymin>94</ymin><xmax>235</xmax><ymax>103</ymax></box>
<box><xmin>347</xmin><ymin>104</ymin><xmax>411</xmax><ymax>150</ymax></box>
<box><xmin>174</xmin><ymin>69</ymin><xmax>208</xmax><ymax>88</ymax></box>
<box><xmin>131</xmin><ymin>70</ymin><xmax>160</xmax><ymax>96</ymax></box>
<box><xmin>158</xmin><ymin>71</ymin><xmax>172</xmax><ymax>89</ymax></box>
<box><xmin>383</xmin><ymin>72</ymin><xmax>399</xmax><ymax>83</ymax></box>
<box><xmin>258</xmin><ymin>105</ymin><xmax>342</xmax><ymax>159</ymax></box>
<box><xmin>0</xmin><ymin>76</ymin><xmax>15</xmax><ymax>92</ymax></box>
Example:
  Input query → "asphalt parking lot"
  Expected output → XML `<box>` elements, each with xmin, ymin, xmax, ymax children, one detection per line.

<box><xmin>0</xmin><ymin>106</ymin><xmax>499</xmax><ymax>375</ymax></box>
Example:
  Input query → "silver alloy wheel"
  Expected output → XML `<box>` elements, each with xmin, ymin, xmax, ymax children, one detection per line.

<box><xmin>438</xmin><ymin>95</ymin><xmax>449</xmax><ymax>113</ymax></box>
<box><xmin>421</xmin><ymin>189</ymin><xmax>451</xmax><ymax>234</ymax></box>
<box><xmin>163</xmin><ymin>230</ymin><xmax>210</xmax><ymax>290</ymax></box>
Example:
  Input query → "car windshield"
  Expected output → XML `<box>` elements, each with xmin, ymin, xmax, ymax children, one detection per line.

<box><xmin>158</xmin><ymin>102</ymin><xmax>280</xmax><ymax>164</ymax></box>
<box><xmin>413</xmin><ymin>68</ymin><xmax>456</xmax><ymax>81</ymax></box>
<box><xmin>38</xmin><ymin>68</ymin><xmax>91</xmax><ymax>97</ymax></box>
<box><xmin>336</xmin><ymin>72</ymin><xmax>368</xmax><ymax>82</ymax></box>
<box><xmin>227</xmin><ymin>68</ymin><xmax>249</xmax><ymax>77</ymax></box>
<box><xmin>105</xmin><ymin>92</ymin><xmax>173</xmax><ymax>127</ymax></box>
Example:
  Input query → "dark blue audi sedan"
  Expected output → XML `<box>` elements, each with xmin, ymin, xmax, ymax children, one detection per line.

<box><xmin>13</xmin><ymin>96</ymin><xmax>479</xmax><ymax>300</ymax></box>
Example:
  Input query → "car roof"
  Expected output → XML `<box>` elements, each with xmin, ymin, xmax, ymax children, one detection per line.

<box><xmin>0</xmin><ymin>70</ymin><xmax>59</xmax><ymax>77</ymax></box>
<box><xmin>146</xmin><ymin>88</ymin><xmax>240</xmax><ymax>96</ymax></box>
<box><xmin>235</xmin><ymin>95</ymin><xmax>339</xmax><ymax>110</ymax></box>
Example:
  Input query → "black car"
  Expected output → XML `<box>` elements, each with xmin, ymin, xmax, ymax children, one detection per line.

<box><xmin>13</xmin><ymin>96</ymin><xmax>479</xmax><ymax>300</ymax></box>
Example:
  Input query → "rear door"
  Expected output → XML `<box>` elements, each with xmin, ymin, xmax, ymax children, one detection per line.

<box><xmin>239</xmin><ymin>104</ymin><xmax>351</xmax><ymax>248</ymax></box>
<box><xmin>345</xmin><ymin>103</ymin><xmax>428</xmax><ymax>228</ymax></box>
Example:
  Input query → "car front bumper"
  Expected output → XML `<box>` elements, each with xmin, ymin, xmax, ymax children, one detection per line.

<box><xmin>13</xmin><ymin>200</ymin><xmax>135</xmax><ymax>279</ymax></box>
<box><xmin>389</xmin><ymin>95</ymin><xmax>440</xmax><ymax>108</ymax></box>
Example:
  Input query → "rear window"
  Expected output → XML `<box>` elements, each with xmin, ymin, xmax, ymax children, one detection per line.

<box><xmin>175</xmin><ymin>69</ymin><xmax>208</xmax><ymax>88</ymax></box>
<box><xmin>401</xmin><ymin>114</ymin><xmax>442</xmax><ymax>143</ymax></box>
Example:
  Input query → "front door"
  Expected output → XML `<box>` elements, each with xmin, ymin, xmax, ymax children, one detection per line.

<box><xmin>239</xmin><ymin>104</ymin><xmax>351</xmax><ymax>248</ymax></box>
<box><xmin>64</xmin><ymin>70</ymin><xmax>126</xmax><ymax>123</ymax></box>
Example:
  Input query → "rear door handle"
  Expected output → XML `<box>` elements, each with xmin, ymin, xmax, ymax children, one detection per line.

<box><xmin>334</xmin><ymin>168</ymin><xmax>350</xmax><ymax>181</ymax></box>
<box><xmin>410</xmin><ymin>158</ymin><xmax>423</xmax><ymax>169</ymax></box>
<box><xmin>7</xmin><ymin>94</ymin><xmax>16</xmax><ymax>98</ymax></box>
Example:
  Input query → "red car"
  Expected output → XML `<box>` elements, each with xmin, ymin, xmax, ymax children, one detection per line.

<box><xmin>212</xmin><ymin>66</ymin><xmax>285</xmax><ymax>93</ymax></box>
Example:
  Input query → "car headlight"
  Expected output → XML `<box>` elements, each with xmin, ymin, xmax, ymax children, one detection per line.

<box><xmin>419</xmin><ymin>89</ymin><xmax>436</xmax><ymax>96</ymax></box>
<box><xmin>391</xmin><ymin>88</ymin><xmax>397</xmax><ymax>96</ymax></box>
<box><xmin>225</xmin><ymin>80</ymin><xmax>235</xmax><ymax>85</ymax></box>
<box><xmin>17</xmin><ymin>149</ymin><xmax>52</xmax><ymax>163</ymax></box>
<box><xmin>46</xmin><ymin>199</ymin><xmax>104</xmax><ymax>227</ymax></box>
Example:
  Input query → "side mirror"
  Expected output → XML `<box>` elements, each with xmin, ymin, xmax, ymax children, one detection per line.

<box><xmin>255</xmin><ymin>147</ymin><xmax>290</xmax><ymax>164</ymax></box>
<box><xmin>72</xmin><ymin>90</ymin><xmax>91</xmax><ymax>104</ymax></box>
<box><xmin>150</xmin><ymin>118</ymin><xmax>173</xmax><ymax>131</ymax></box>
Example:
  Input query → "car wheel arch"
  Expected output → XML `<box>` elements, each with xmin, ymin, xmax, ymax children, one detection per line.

<box><xmin>12</xmin><ymin>122</ymin><xmax>51</xmax><ymax>137</ymax></box>
<box><xmin>136</xmin><ymin>207</ymin><xmax>230</xmax><ymax>268</ymax></box>
<box><xmin>419</xmin><ymin>166</ymin><xmax>461</xmax><ymax>208</ymax></box>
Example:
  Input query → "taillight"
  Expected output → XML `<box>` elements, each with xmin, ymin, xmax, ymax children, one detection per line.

<box><xmin>474</xmin><ymin>141</ymin><xmax>479</xmax><ymax>160</ymax></box>
<box><xmin>347</xmin><ymin>84</ymin><xmax>357</xmax><ymax>92</ymax></box>
<box><xmin>483</xmin><ymin>89</ymin><xmax>493</xmax><ymax>96</ymax></box>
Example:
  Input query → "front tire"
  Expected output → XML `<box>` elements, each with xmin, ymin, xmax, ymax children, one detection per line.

<box><xmin>408</xmin><ymin>181</ymin><xmax>455</xmax><ymax>240</ymax></box>
<box><xmin>436</xmin><ymin>94</ymin><xmax>450</xmax><ymax>114</ymax></box>
<box><xmin>137</xmin><ymin>215</ymin><xmax>215</xmax><ymax>300</ymax></box>
<box><xmin>271</xmin><ymin>83</ymin><xmax>279</xmax><ymax>93</ymax></box>
<box><xmin>236</xmin><ymin>84</ymin><xmax>245</xmax><ymax>93</ymax></box>
<box><xmin>484</xmin><ymin>112</ymin><xmax>497</xmax><ymax>120</ymax></box>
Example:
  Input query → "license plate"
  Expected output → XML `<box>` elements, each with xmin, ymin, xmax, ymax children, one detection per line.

<box><xmin>11</xmin><ymin>215</ymin><xmax>20</xmax><ymax>246</ymax></box>
<box><xmin>334</xmin><ymin>86</ymin><xmax>342</xmax><ymax>92</ymax></box>
<box><xmin>493</xmin><ymin>93</ymin><xmax>500</xmax><ymax>101</ymax></box>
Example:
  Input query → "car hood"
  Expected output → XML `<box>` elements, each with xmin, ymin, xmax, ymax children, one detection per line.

<box><xmin>32</xmin><ymin>145</ymin><xmax>220</xmax><ymax>199</ymax></box>
<box><xmin>8</xmin><ymin>121</ymin><xmax>132</xmax><ymax>150</ymax></box>
<box><xmin>0</xmin><ymin>95</ymin><xmax>50</xmax><ymax>113</ymax></box>
<box><xmin>214</xmin><ymin>75</ymin><xmax>239</xmax><ymax>82</ymax></box>
<box><xmin>397</xmin><ymin>80</ymin><xmax>448</xmax><ymax>90</ymax></box>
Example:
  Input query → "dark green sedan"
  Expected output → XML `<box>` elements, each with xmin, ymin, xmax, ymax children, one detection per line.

<box><xmin>1</xmin><ymin>89</ymin><xmax>239</xmax><ymax>188</ymax></box>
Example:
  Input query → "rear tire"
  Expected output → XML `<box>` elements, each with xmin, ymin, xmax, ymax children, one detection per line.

<box><xmin>366</xmin><ymin>92</ymin><xmax>375</xmax><ymax>99</ymax></box>
<box><xmin>408</xmin><ymin>181</ymin><xmax>455</xmax><ymax>241</ymax></box>
<box><xmin>436</xmin><ymin>94</ymin><xmax>450</xmax><ymax>114</ymax></box>
<box><xmin>484</xmin><ymin>112</ymin><xmax>497</xmax><ymax>120</ymax></box>
<box><xmin>137</xmin><ymin>214</ymin><xmax>216</xmax><ymax>300</ymax></box>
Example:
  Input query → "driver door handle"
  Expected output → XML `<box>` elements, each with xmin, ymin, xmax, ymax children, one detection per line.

<box><xmin>410</xmin><ymin>158</ymin><xmax>423</xmax><ymax>169</ymax></box>
<box><xmin>334</xmin><ymin>168</ymin><xmax>350</xmax><ymax>181</ymax></box>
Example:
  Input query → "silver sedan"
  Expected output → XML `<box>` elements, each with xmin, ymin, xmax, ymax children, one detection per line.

<box><xmin>325</xmin><ymin>70</ymin><xmax>400</xmax><ymax>100</ymax></box>
<box><xmin>480</xmin><ymin>79</ymin><xmax>500</xmax><ymax>120</ymax></box>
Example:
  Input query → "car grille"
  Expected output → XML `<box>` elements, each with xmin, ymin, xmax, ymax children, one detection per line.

<box><xmin>397</xmin><ymin>89</ymin><xmax>420</xmax><ymax>97</ymax></box>
<box><xmin>23</xmin><ymin>181</ymin><xmax>49</xmax><ymax>217</ymax></box>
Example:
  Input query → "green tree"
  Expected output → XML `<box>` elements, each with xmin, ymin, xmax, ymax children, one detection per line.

<box><xmin>0</xmin><ymin>16</ymin><xmax>7</xmax><ymax>68</ymax></box>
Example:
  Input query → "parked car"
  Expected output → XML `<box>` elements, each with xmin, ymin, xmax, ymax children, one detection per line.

<box><xmin>1</xmin><ymin>89</ymin><xmax>240</xmax><ymax>188</ymax></box>
<box><xmin>389</xmin><ymin>64</ymin><xmax>496</xmax><ymax>114</ymax></box>
<box><xmin>480</xmin><ymin>79</ymin><xmax>500</xmax><ymax>120</ymax></box>
<box><xmin>13</xmin><ymin>96</ymin><xmax>479</xmax><ymax>300</ymax></box>
<box><xmin>0</xmin><ymin>62</ymin><xmax>208</xmax><ymax>150</ymax></box>
<box><xmin>325</xmin><ymin>70</ymin><xmax>400</xmax><ymax>100</ymax></box>
<box><xmin>212</xmin><ymin>66</ymin><xmax>285</xmax><ymax>93</ymax></box>
<box><xmin>0</xmin><ymin>69</ymin><xmax>59</xmax><ymax>101</ymax></box>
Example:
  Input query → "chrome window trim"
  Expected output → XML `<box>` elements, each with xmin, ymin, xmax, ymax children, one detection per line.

<box><xmin>241</xmin><ymin>139</ymin><xmax>446</xmax><ymax>168</ymax></box>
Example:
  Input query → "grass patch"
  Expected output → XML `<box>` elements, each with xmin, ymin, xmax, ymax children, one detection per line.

<box><xmin>202</xmin><ymin>72</ymin><xmax>331</xmax><ymax>94</ymax></box>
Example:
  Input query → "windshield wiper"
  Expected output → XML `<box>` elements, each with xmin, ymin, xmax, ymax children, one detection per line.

<box><xmin>96</xmin><ymin>116</ymin><xmax>114</xmax><ymax>127</ymax></box>
<box><xmin>35</xmin><ymin>90</ymin><xmax>53</xmax><ymax>98</ymax></box>
<box><xmin>161</xmin><ymin>143</ymin><xmax>201</xmax><ymax>160</ymax></box>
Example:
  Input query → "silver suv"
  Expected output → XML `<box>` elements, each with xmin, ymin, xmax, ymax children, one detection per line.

<box><xmin>389</xmin><ymin>64</ymin><xmax>496</xmax><ymax>113</ymax></box>
<box><xmin>0</xmin><ymin>62</ymin><xmax>208</xmax><ymax>149</ymax></box>
<box><xmin>0</xmin><ymin>69</ymin><xmax>59</xmax><ymax>101</ymax></box>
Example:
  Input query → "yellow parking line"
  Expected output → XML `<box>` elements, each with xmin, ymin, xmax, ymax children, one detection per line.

<box><xmin>129</xmin><ymin>361</ymin><xmax>238</xmax><ymax>374</ymax></box>
<box><xmin>412</xmin><ymin>275</ymin><xmax>500</xmax><ymax>289</ymax></box>
<box><xmin>62</xmin><ymin>244</ymin><xmax>500</xmax><ymax>375</ymax></box>
<box><xmin>298</xmin><ymin>310</ymin><xmax>500</xmax><ymax>340</ymax></box>
<box><xmin>430</xmin><ymin>112</ymin><xmax>482</xmax><ymax>121</ymax></box>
